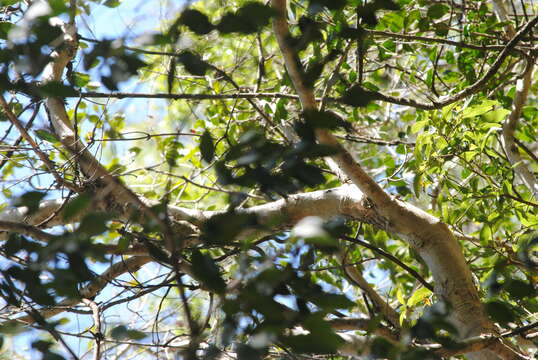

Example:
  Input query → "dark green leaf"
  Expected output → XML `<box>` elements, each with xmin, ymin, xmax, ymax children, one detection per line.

<box><xmin>309</xmin><ymin>0</ymin><xmax>346</xmax><ymax>11</ymax></box>
<box><xmin>35</xmin><ymin>129</ymin><xmax>59</xmax><ymax>143</ymax></box>
<box><xmin>216</xmin><ymin>2</ymin><xmax>275</xmax><ymax>34</ymax></box>
<box><xmin>338</xmin><ymin>26</ymin><xmax>366</xmax><ymax>40</ymax></box>
<box><xmin>190</xmin><ymin>250</ymin><xmax>226</xmax><ymax>294</ymax></box>
<box><xmin>13</xmin><ymin>191</ymin><xmax>46</xmax><ymax>215</ymax></box>
<box><xmin>341</xmin><ymin>84</ymin><xmax>379</xmax><ymax>107</ymax></box>
<box><xmin>62</xmin><ymin>193</ymin><xmax>92</xmax><ymax>221</ymax></box>
<box><xmin>200</xmin><ymin>130</ymin><xmax>215</xmax><ymax>163</ymax></box>
<box><xmin>103</xmin><ymin>0</ymin><xmax>121</xmax><ymax>8</ymax></box>
<box><xmin>427</xmin><ymin>4</ymin><xmax>449</xmax><ymax>19</ymax></box>
<box><xmin>505</xmin><ymin>280</ymin><xmax>535</xmax><ymax>299</ymax></box>
<box><xmin>0</xmin><ymin>21</ymin><xmax>13</xmax><ymax>39</ymax></box>
<box><xmin>77</xmin><ymin>212</ymin><xmax>111</xmax><ymax>237</ymax></box>
<box><xmin>110</xmin><ymin>325</ymin><xmax>128</xmax><ymax>340</ymax></box>
<box><xmin>179</xmin><ymin>9</ymin><xmax>214</xmax><ymax>35</ymax></box>
<box><xmin>485</xmin><ymin>300</ymin><xmax>516</xmax><ymax>324</ymax></box>
<box><xmin>37</xmin><ymin>82</ymin><xmax>78</xmax><ymax>97</ymax></box>
<box><xmin>177</xmin><ymin>51</ymin><xmax>209</xmax><ymax>76</ymax></box>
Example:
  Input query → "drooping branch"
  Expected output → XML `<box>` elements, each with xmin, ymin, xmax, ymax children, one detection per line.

<box><xmin>338</xmin><ymin>251</ymin><xmax>400</xmax><ymax>328</ymax></box>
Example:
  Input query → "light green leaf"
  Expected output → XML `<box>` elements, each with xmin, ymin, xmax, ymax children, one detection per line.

<box><xmin>460</xmin><ymin>100</ymin><xmax>498</xmax><ymax>119</ymax></box>
<box><xmin>407</xmin><ymin>287</ymin><xmax>432</xmax><ymax>307</ymax></box>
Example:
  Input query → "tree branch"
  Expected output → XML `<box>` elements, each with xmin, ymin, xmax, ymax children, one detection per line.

<box><xmin>502</xmin><ymin>58</ymin><xmax>538</xmax><ymax>201</ymax></box>
<box><xmin>11</xmin><ymin>256</ymin><xmax>152</xmax><ymax>325</ymax></box>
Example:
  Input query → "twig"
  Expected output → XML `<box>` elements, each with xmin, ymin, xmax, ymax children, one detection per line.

<box><xmin>340</xmin><ymin>235</ymin><xmax>433</xmax><ymax>291</ymax></box>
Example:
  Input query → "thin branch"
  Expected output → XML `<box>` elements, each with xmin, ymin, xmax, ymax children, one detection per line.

<box><xmin>10</xmin><ymin>256</ymin><xmax>152</xmax><ymax>325</ymax></box>
<box><xmin>367</xmin><ymin>30</ymin><xmax>513</xmax><ymax>51</ymax></box>
<box><xmin>337</xmin><ymin>250</ymin><xmax>400</xmax><ymax>328</ymax></box>
<box><xmin>0</xmin><ymin>95</ymin><xmax>80</xmax><ymax>192</ymax></box>
<box><xmin>82</xmin><ymin>298</ymin><xmax>102</xmax><ymax>360</ymax></box>
<box><xmin>340</xmin><ymin>235</ymin><xmax>433</xmax><ymax>291</ymax></box>
<box><xmin>501</xmin><ymin>57</ymin><xmax>538</xmax><ymax>201</ymax></box>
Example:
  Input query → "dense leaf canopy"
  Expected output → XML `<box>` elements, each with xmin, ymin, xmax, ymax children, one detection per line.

<box><xmin>0</xmin><ymin>0</ymin><xmax>537</xmax><ymax>359</ymax></box>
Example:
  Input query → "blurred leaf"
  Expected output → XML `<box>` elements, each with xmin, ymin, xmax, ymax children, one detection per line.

<box><xmin>341</xmin><ymin>84</ymin><xmax>379</xmax><ymax>107</ymax></box>
<box><xmin>35</xmin><ymin>129</ymin><xmax>59</xmax><ymax>143</ymax></box>
<box><xmin>13</xmin><ymin>191</ymin><xmax>46</xmax><ymax>215</ymax></box>
<box><xmin>408</xmin><ymin>287</ymin><xmax>432</xmax><ymax>307</ymax></box>
<box><xmin>179</xmin><ymin>9</ymin><xmax>214</xmax><ymax>35</ymax></box>
<box><xmin>77</xmin><ymin>212</ymin><xmax>111</xmax><ymax>237</ymax></box>
<box><xmin>72</xmin><ymin>72</ymin><xmax>90</xmax><ymax>87</ymax></box>
<box><xmin>217</xmin><ymin>2</ymin><xmax>275</xmax><ymax>34</ymax></box>
<box><xmin>103</xmin><ymin>0</ymin><xmax>121</xmax><ymax>8</ymax></box>
<box><xmin>37</xmin><ymin>82</ymin><xmax>78</xmax><ymax>97</ymax></box>
<box><xmin>505</xmin><ymin>280</ymin><xmax>535</xmax><ymax>299</ymax></box>
<box><xmin>177</xmin><ymin>51</ymin><xmax>209</xmax><ymax>75</ymax></box>
<box><xmin>126</xmin><ymin>329</ymin><xmax>147</xmax><ymax>340</ymax></box>
<box><xmin>485</xmin><ymin>300</ymin><xmax>516</xmax><ymax>324</ymax></box>
<box><xmin>63</xmin><ymin>193</ymin><xmax>92</xmax><ymax>221</ymax></box>
<box><xmin>200</xmin><ymin>130</ymin><xmax>215</xmax><ymax>163</ymax></box>
<box><xmin>190</xmin><ymin>250</ymin><xmax>226</xmax><ymax>294</ymax></box>
<box><xmin>0</xmin><ymin>21</ymin><xmax>13</xmax><ymax>39</ymax></box>
<box><xmin>110</xmin><ymin>325</ymin><xmax>128</xmax><ymax>340</ymax></box>
<box><xmin>309</xmin><ymin>0</ymin><xmax>346</xmax><ymax>10</ymax></box>
<box><xmin>427</xmin><ymin>4</ymin><xmax>449</xmax><ymax>19</ymax></box>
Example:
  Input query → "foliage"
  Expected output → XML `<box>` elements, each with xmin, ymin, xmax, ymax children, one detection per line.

<box><xmin>0</xmin><ymin>0</ymin><xmax>537</xmax><ymax>359</ymax></box>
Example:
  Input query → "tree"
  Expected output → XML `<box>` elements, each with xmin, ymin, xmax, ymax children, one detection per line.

<box><xmin>0</xmin><ymin>0</ymin><xmax>537</xmax><ymax>358</ymax></box>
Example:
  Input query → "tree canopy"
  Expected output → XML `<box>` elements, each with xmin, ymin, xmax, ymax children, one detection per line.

<box><xmin>0</xmin><ymin>0</ymin><xmax>537</xmax><ymax>359</ymax></box>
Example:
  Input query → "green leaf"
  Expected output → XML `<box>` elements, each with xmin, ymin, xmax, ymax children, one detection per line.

<box><xmin>190</xmin><ymin>250</ymin><xmax>226</xmax><ymax>294</ymax></box>
<box><xmin>410</xmin><ymin>120</ymin><xmax>429</xmax><ymax>134</ymax></box>
<box><xmin>341</xmin><ymin>84</ymin><xmax>379</xmax><ymax>107</ymax></box>
<box><xmin>427</xmin><ymin>4</ymin><xmax>449</xmax><ymax>19</ymax></box>
<box><xmin>126</xmin><ymin>329</ymin><xmax>147</xmax><ymax>340</ymax></box>
<box><xmin>0</xmin><ymin>21</ymin><xmax>13</xmax><ymax>39</ymax></box>
<box><xmin>505</xmin><ymin>280</ymin><xmax>535</xmax><ymax>299</ymax></box>
<box><xmin>479</xmin><ymin>224</ymin><xmax>492</xmax><ymax>243</ymax></box>
<box><xmin>407</xmin><ymin>287</ymin><xmax>432</xmax><ymax>307</ymax></box>
<box><xmin>13</xmin><ymin>191</ymin><xmax>46</xmax><ymax>215</ymax></box>
<box><xmin>177</xmin><ymin>51</ymin><xmax>209</xmax><ymax>76</ymax></box>
<box><xmin>413</xmin><ymin>173</ymin><xmax>422</xmax><ymax>198</ymax></box>
<box><xmin>77</xmin><ymin>212</ymin><xmax>111</xmax><ymax>237</ymax></box>
<box><xmin>72</xmin><ymin>72</ymin><xmax>90</xmax><ymax>87</ymax></box>
<box><xmin>62</xmin><ymin>193</ymin><xmax>92</xmax><ymax>221</ymax></box>
<box><xmin>35</xmin><ymin>129</ymin><xmax>59</xmax><ymax>143</ymax></box>
<box><xmin>460</xmin><ymin>100</ymin><xmax>498</xmax><ymax>119</ymax></box>
<box><xmin>37</xmin><ymin>82</ymin><xmax>78</xmax><ymax>97</ymax></box>
<box><xmin>110</xmin><ymin>325</ymin><xmax>128</xmax><ymax>340</ymax></box>
<box><xmin>485</xmin><ymin>300</ymin><xmax>516</xmax><ymax>324</ymax></box>
<box><xmin>216</xmin><ymin>2</ymin><xmax>275</xmax><ymax>34</ymax></box>
<box><xmin>179</xmin><ymin>9</ymin><xmax>214</xmax><ymax>35</ymax></box>
<box><xmin>103</xmin><ymin>0</ymin><xmax>121</xmax><ymax>8</ymax></box>
<box><xmin>309</xmin><ymin>0</ymin><xmax>346</xmax><ymax>11</ymax></box>
<box><xmin>200</xmin><ymin>130</ymin><xmax>215</xmax><ymax>163</ymax></box>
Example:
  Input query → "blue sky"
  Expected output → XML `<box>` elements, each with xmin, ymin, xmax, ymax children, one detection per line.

<box><xmin>2</xmin><ymin>1</ymin><xmax>186</xmax><ymax>358</ymax></box>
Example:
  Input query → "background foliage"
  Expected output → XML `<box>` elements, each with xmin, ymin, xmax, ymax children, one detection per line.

<box><xmin>0</xmin><ymin>0</ymin><xmax>537</xmax><ymax>359</ymax></box>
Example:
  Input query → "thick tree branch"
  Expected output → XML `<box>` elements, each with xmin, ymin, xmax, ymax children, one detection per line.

<box><xmin>338</xmin><ymin>251</ymin><xmax>400</xmax><ymax>328</ymax></box>
<box><xmin>270</xmin><ymin>1</ymin><xmax>529</xmax><ymax>359</ymax></box>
